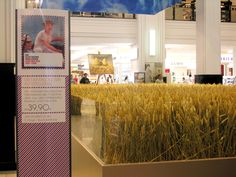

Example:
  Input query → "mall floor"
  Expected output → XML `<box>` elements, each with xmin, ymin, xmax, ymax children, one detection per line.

<box><xmin>0</xmin><ymin>99</ymin><xmax>100</xmax><ymax>177</ymax></box>
<box><xmin>0</xmin><ymin>173</ymin><xmax>15</xmax><ymax>177</ymax></box>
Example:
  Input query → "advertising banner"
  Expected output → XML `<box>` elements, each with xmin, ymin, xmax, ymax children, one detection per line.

<box><xmin>145</xmin><ymin>62</ymin><xmax>163</xmax><ymax>83</ymax></box>
<box><xmin>88</xmin><ymin>54</ymin><xmax>114</xmax><ymax>75</ymax></box>
<box><xmin>41</xmin><ymin>0</ymin><xmax>182</xmax><ymax>15</ymax></box>
<box><xmin>16</xmin><ymin>9</ymin><xmax>70</xmax><ymax>176</ymax></box>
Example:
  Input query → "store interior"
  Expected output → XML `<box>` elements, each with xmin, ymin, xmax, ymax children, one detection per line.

<box><xmin>71</xmin><ymin>43</ymin><xmax>138</xmax><ymax>84</ymax></box>
<box><xmin>0</xmin><ymin>1</ymin><xmax>236</xmax><ymax>177</ymax></box>
<box><xmin>70</xmin><ymin>43</ymin><xmax>235</xmax><ymax>84</ymax></box>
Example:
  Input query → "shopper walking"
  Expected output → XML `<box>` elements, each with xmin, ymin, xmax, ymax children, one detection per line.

<box><xmin>155</xmin><ymin>74</ymin><xmax>163</xmax><ymax>83</ymax></box>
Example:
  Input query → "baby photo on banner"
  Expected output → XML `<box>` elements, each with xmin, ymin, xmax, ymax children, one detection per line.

<box><xmin>21</xmin><ymin>14</ymin><xmax>65</xmax><ymax>68</ymax></box>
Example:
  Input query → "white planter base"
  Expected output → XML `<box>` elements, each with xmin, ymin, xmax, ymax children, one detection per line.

<box><xmin>72</xmin><ymin>135</ymin><xmax>236</xmax><ymax>177</ymax></box>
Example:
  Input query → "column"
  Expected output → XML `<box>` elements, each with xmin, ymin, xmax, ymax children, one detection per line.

<box><xmin>195</xmin><ymin>0</ymin><xmax>222</xmax><ymax>84</ymax></box>
<box><xmin>233</xmin><ymin>47</ymin><xmax>236</xmax><ymax>76</ymax></box>
<box><xmin>0</xmin><ymin>0</ymin><xmax>7</xmax><ymax>62</ymax></box>
<box><xmin>0</xmin><ymin>0</ymin><xmax>25</xmax><ymax>63</ymax></box>
<box><xmin>137</xmin><ymin>11</ymin><xmax>166</xmax><ymax>82</ymax></box>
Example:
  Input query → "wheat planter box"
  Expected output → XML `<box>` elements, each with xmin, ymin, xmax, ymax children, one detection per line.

<box><xmin>72</xmin><ymin>135</ymin><xmax>236</xmax><ymax>177</ymax></box>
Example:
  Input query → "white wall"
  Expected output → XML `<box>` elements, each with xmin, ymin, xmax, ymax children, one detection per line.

<box><xmin>165</xmin><ymin>20</ymin><xmax>236</xmax><ymax>46</ymax></box>
<box><xmin>71</xmin><ymin>17</ymin><xmax>236</xmax><ymax>47</ymax></box>
<box><xmin>221</xmin><ymin>23</ymin><xmax>236</xmax><ymax>46</ymax></box>
<box><xmin>71</xmin><ymin>17</ymin><xmax>137</xmax><ymax>46</ymax></box>
<box><xmin>0</xmin><ymin>0</ymin><xmax>7</xmax><ymax>62</ymax></box>
<box><xmin>0</xmin><ymin>0</ymin><xmax>25</xmax><ymax>63</ymax></box>
<box><xmin>165</xmin><ymin>21</ymin><xmax>196</xmax><ymax>45</ymax></box>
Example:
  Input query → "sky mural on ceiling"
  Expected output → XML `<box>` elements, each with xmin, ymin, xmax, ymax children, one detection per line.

<box><xmin>41</xmin><ymin>0</ymin><xmax>182</xmax><ymax>14</ymax></box>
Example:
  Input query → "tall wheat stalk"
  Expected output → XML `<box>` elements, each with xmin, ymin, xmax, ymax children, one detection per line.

<box><xmin>71</xmin><ymin>84</ymin><xmax>236</xmax><ymax>164</ymax></box>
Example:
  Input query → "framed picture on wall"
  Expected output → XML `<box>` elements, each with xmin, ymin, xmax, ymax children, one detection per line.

<box><xmin>134</xmin><ymin>72</ymin><xmax>145</xmax><ymax>83</ymax></box>
<box><xmin>145</xmin><ymin>62</ymin><xmax>163</xmax><ymax>83</ymax></box>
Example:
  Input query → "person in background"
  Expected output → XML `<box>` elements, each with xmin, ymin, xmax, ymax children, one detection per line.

<box><xmin>71</xmin><ymin>74</ymin><xmax>75</xmax><ymax>84</ymax></box>
<box><xmin>106</xmin><ymin>74</ymin><xmax>113</xmax><ymax>84</ymax></box>
<box><xmin>123</xmin><ymin>75</ymin><xmax>129</xmax><ymax>84</ymax></box>
<box><xmin>73</xmin><ymin>75</ymin><xmax>78</xmax><ymax>84</ymax></box>
<box><xmin>145</xmin><ymin>64</ymin><xmax>152</xmax><ymax>83</ymax></box>
<box><xmin>155</xmin><ymin>74</ymin><xmax>163</xmax><ymax>83</ymax></box>
<box><xmin>188</xmin><ymin>74</ymin><xmax>193</xmax><ymax>84</ymax></box>
<box><xmin>22</xmin><ymin>34</ymin><xmax>34</xmax><ymax>53</ymax></box>
<box><xmin>80</xmin><ymin>73</ymin><xmax>90</xmax><ymax>84</ymax></box>
<box><xmin>98</xmin><ymin>75</ymin><xmax>107</xmax><ymax>84</ymax></box>
<box><xmin>182</xmin><ymin>77</ymin><xmax>188</xmax><ymax>83</ymax></box>
<box><xmin>233</xmin><ymin>76</ymin><xmax>236</xmax><ymax>85</ymax></box>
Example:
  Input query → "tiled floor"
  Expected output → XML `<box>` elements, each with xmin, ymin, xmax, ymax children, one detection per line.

<box><xmin>0</xmin><ymin>99</ymin><xmax>101</xmax><ymax>177</ymax></box>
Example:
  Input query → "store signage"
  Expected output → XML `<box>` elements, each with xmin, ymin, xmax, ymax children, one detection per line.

<box><xmin>165</xmin><ymin>68</ymin><xmax>170</xmax><ymax>74</ymax></box>
<box><xmin>41</xmin><ymin>0</ymin><xmax>182</xmax><ymax>14</ymax></box>
<box><xmin>170</xmin><ymin>61</ymin><xmax>184</xmax><ymax>66</ymax></box>
<box><xmin>16</xmin><ymin>9</ymin><xmax>70</xmax><ymax>176</ymax></box>
<box><xmin>88</xmin><ymin>54</ymin><xmax>114</xmax><ymax>75</ymax></box>
<box><xmin>78</xmin><ymin>64</ymin><xmax>84</xmax><ymax>69</ymax></box>
<box><xmin>221</xmin><ymin>56</ymin><xmax>233</xmax><ymax>62</ymax></box>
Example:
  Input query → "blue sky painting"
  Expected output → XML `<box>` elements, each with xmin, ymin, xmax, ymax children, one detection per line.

<box><xmin>41</xmin><ymin>0</ymin><xmax>182</xmax><ymax>14</ymax></box>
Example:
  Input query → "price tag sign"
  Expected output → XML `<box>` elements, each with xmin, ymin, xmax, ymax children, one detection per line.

<box><xmin>20</xmin><ymin>76</ymin><xmax>66</xmax><ymax>123</ymax></box>
<box><xmin>16</xmin><ymin>9</ymin><xmax>71</xmax><ymax>176</ymax></box>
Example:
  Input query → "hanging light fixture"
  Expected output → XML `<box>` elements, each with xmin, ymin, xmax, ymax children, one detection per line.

<box><xmin>149</xmin><ymin>29</ymin><xmax>156</xmax><ymax>56</ymax></box>
<box><xmin>26</xmin><ymin>0</ymin><xmax>41</xmax><ymax>9</ymax></box>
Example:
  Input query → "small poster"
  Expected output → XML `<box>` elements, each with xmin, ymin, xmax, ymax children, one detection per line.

<box><xmin>88</xmin><ymin>54</ymin><xmax>114</xmax><ymax>75</ymax></box>
<box><xmin>134</xmin><ymin>72</ymin><xmax>145</xmax><ymax>83</ymax></box>
<box><xmin>21</xmin><ymin>15</ymin><xmax>65</xmax><ymax>68</ymax></box>
<box><xmin>145</xmin><ymin>62</ymin><xmax>163</xmax><ymax>83</ymax></box>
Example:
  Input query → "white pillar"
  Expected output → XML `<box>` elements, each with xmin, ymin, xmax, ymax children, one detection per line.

<box><xmin>137</xmin><ymin>15</ymin><xmax>147</xmax><ymax>72</ymax></box>
<box><xmin>137</xmin><ymin>11</ymin><xmax>166</xmax><ymax>72</ymax></box>
<box><xmin>196</xmin><ymin>0</ymin><xmax>221</xmax><ymax>75</ymax></box>
<box><xmin>0</xmin><ymin>0</ymin><xmax>25</xmax><ymax>63</ymax></box>
<box><xmin>233</xmin><ymin>47</ymin><xmax>236</xmax><ymax>76</ymax></box>
<box><xmin>0</xmin><ymin>0</ymin><xmax>7</xmax><ymax>62</ymax></box>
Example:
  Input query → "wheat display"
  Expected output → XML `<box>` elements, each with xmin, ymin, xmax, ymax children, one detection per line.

<box><xmin>71</xmin><ymin>84</ymin><xmax>236</xmax><ymax>164</ymax></box>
